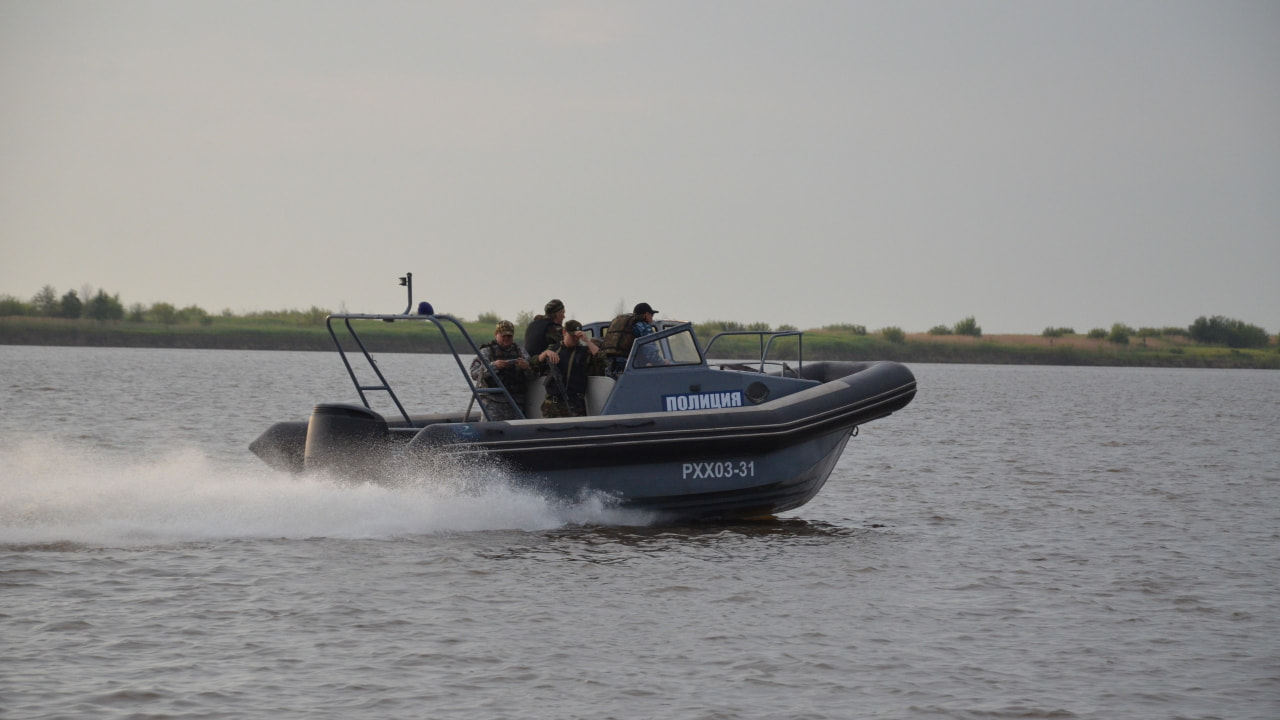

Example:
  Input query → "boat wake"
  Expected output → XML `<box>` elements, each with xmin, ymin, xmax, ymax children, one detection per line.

<box><xmin>0</xmin><ymin>439</ymin><xmax>649</xmax><ymax>548</ymax></box>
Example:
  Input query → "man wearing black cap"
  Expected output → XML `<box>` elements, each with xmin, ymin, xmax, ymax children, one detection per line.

<box><xmin>524</xmin><ymin>298</ymin><xmax>566</xmax><ymax>357</ymax></box>
<box><xmin>532</xmin><ymin>319</ymin><xmax>606</xmax><ymax>418</ymax></box>
<box><xmin>633</xmin><ymin>302</ymin><xmax>658</xmax><ymax>324</ymax></box>
<box><xmin>603</xmin><ymin>302</ymin><xmax>660</xmax><ymax>378</ymax></box>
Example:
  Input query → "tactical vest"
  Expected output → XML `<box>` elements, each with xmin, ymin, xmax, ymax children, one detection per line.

<box><xmin>524</xmin><ymin>315</ymin><xmax>562</xmax><ymax>357</ymax></box>
<box><xmin>479</xmin><ymin>341</ymin><xmax>529</xmax><ymax>392</ymax></box>
<box><xmin>544</xmin><ymin>343</ymin><xmax>595</xmax><ymax>399</ymax></box>
<box><xmin>602</xmin><ymin>313</ymin><xmax>637</xmax><ymax>358</ymax></box>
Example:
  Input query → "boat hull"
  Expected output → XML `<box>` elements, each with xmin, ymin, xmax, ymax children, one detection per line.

<box><xmin>512</xmin><ymin>427</ymin><xmax>856</xmax><ymax>520</ymax></box>
<box><xmin>251</xmin><ymin>360</ymin><xmax>916</xmax><ymax>521</ymax></box>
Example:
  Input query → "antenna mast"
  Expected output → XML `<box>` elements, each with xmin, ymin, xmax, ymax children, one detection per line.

<box><xmin>399</xmin><ymin>273</ymin><xmax>413</xmax><ymax>314</ymax></box>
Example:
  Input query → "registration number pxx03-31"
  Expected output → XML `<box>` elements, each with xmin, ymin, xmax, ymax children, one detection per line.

<box><xmin>682</xmin><ymin>460</ymin><xmax>756</xmax><ymax>480</ymax></box>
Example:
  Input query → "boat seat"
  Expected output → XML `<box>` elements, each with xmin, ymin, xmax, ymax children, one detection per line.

<box><xmin>524</xmin><ymin>375</ymin><xmax>615</xmax><ymax>418</ymax></box>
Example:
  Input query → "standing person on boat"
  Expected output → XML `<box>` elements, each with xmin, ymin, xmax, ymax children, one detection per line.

<box><xmin>532</xmin><ymin>319</ymin><xmax>606</xmax><ymax>418</ymax></box>
<box><xmin>603</xmin><ymin>302</ymin><xmax>660</xmax><ymax>378</ymax></box>
<box><xmin>524</xmin><ymin>298</ymin><xmax>565</xmax><ymax>357</ymax></box>
<box><xmin>470</xmin><ymin>320</ymin><xmax>534</xmax><ymax>420</ymax></box>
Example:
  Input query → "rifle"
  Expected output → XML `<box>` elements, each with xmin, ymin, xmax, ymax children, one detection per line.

<box><xmin>544</xmin><ymin>347</ymin><xmax>571</xmax><ymax>401</ymax></box>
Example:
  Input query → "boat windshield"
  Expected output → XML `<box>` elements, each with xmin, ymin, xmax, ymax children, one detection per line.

<box><xmin>664</xmin><ymin>328</ymin><xmax>702</xmax><ymax>364</ymax></box>
<box><xmin>632</xmin><ymin>326</ymin><xmax>703</xmax><ymax>368</ymax></box>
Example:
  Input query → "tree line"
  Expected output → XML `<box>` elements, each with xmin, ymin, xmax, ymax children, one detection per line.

<box><xmin>0</xmin><ymin>285</ymin><xmax>330</xmax><ymax>327</ymax></box>
<box><xmin>1035</xmin><ymin>317</ymin><xmax>1271</xmax><ymax>349</ymax></box>
<box><xmin>1</xmin><ymin>285</ymin><xmax>1273</xmax><ymax>350</ymax></box>
<box><xmin>0</xmin><ymin>285</ymin><xmax>217</xmax><ymax>325</ymax></box>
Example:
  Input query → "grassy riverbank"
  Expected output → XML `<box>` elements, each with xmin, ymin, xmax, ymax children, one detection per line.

<box><xmin>805</xmin><ymin>331</ymin><xmax>1280</xmax><ymax>369</ymax></box>
<box><xmin>4</xmin><ymin>316</ymin><xmax>1278</xmax><ymax>369</ymax></box>
<box><xmin>0</xmin><ymin>316</ymin><xmax>445</xmax><ymax>352</ymax></box>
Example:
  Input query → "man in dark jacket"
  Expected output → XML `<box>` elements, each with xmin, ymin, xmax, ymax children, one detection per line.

<box><xmin>532</xmin><ymin>319</ymin><xmax>606</xmax><ymax>418</ymax></box>
<box><xmin>524</xmin><ymin>298</ymin><xmax>566</xmax><ymax>357</ymax></box>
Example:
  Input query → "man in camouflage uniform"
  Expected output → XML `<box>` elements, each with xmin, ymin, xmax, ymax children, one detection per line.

<box><xmin>532</xmin><ymin>319</ymin><xmax>606</xmax><ymax>418</ymax></box>
<box><xmin>523</xmin><ymin>298</ymin><xmax>565</xmax><ymax>357</ymax></box>
<box><xmin>470</xmin><ymin>320</ymin><xmax>534</xmax><ymax>420</ymax></box>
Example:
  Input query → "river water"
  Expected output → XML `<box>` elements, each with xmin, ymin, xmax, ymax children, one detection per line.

<box><xmin>1</xmin><ymin>346</ymin><xmax>1277</xmax><ymax>719</ymax></box>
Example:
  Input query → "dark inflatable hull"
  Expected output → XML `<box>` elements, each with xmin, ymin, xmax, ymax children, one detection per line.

<box><xmin>251</xmin><ymin>361</ymin><xmax>915</xmax><ymax>521</ymax></box>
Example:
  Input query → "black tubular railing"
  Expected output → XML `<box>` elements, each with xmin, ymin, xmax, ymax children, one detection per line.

<box><xmin>325</xmin><ymin>313</ymin><xmax>523</xmax><ymax>424</ymax></box>
<box><xmin>703</xmin><ymin>330</ymin><xmax>804</xmax><ymax>374</ymax></box>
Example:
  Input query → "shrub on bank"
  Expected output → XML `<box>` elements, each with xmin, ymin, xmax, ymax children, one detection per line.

<box><xmin>1188</xmin><ymin>315</ymin><xmax>1270</xmax><ymax>349</ymax></box>
<box><xmin>953</xmin><ymin>316</ymin><xmax>982</xmax><ymax>337</ymax></box>
<box><xmin>0</xmin><ymin>295</ymin><xmax>26</xmax><ymax>316</ymax></box>
<box><xmin>1108</xmin><ymin>323</ymin><xmax>1134</xmax><ymax>345</ymax></box>
<box><xmin>822</xmin><ymin>323</ymin><xmax>867</xmax><ymax>335</ymax></box>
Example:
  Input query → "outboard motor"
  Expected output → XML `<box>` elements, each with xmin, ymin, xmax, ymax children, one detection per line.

<box><xmin>304</xmin><ymin>403</ymin><xmax>390</xmax><ymax>477</ymax></box>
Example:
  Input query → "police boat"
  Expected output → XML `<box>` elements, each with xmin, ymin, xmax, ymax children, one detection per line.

<box><xmin>250</xmin><ymin>277</ymin><xmax>916</xmax><ymax>521</ymax></box>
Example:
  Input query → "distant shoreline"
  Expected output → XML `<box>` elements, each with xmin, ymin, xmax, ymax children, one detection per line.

<box><xmin>2</xmin><ymin>317</ymin><xmax>1277</xmax><ymax>369</ymax></box>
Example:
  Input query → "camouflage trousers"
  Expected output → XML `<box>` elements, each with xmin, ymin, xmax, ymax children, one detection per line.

<box><xmin>479</xmin><ymin>396</ymin><xmax>525</xmax><ymax>421</ymax></box>
<box><xmin>541</xmin><ymin>393</ymin><xmax>587</xmax><ymax>418</ymax></box>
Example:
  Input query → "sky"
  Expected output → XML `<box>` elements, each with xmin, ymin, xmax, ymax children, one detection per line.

<box><xmin>2</xmin><ymin>1</ymin><xmax>1278</xmax><ymax>334</ymax></box>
